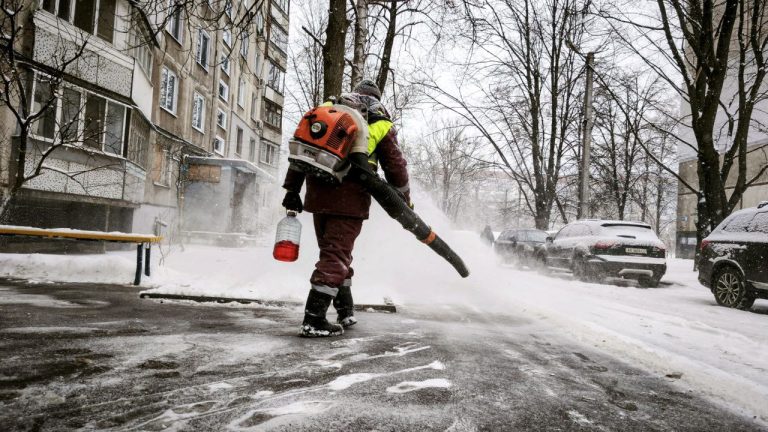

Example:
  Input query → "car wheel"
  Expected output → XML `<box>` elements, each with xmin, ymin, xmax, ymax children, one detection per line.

<box><xmin>713</xmin><ymin>266</ymin><xmax>755</xmax><ymax>310</ymax></box>
<box><xmin>572</xmin><ymin>256</ymin><xmax>591</xmax><ymax>282</ymax></box>
<box><xmin>638</xmin><ymin>276</ymin><xmax>660</xmax><ymax>288</ymax></box>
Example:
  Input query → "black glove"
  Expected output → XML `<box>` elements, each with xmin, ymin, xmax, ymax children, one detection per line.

<box><xmin>282</xmin><ymin>191</ymin><xmax>303</xmax><ymax>212</ymax></box>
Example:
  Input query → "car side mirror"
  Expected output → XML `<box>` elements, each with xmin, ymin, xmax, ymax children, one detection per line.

<box><xmin>546</xmin><ymin>236</ymin><xmax>554</xmax><ymax>243</ymax></box>
<box><xmin>510</xmin><ymin>236</ymin><xmax>517</xmax><ymax>244</ymax></box>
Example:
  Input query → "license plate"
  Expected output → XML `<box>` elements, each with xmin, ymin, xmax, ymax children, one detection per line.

<box><xmin>625</xmin><ymin>247</ymin><xmax>647</xmax><ymax>255</ymax></box>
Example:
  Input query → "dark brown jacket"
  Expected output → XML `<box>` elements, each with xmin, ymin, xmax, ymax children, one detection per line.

<box><xmin>282</xmin><ymin>127</ymin><xmax>409</xmax><ymax>219</ymax></box>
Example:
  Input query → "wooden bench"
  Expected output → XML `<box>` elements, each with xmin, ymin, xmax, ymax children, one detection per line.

<box><xmin>0</xmin><ymin>225</ymin><xmax>162</xmax><ymax>285</ymax></box>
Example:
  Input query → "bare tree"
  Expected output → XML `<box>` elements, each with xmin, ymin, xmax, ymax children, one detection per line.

<box><xmin>601</xmin><ymin>0</ymin><xmax>768</xmax><ymax>246</ymax></box>
<box><xmin>323</xmin><ymin>0</ymin><xmax>349</xmax><ymax>99</ymax></box>
<box><xmin>417</xmin><ymin>0</ymin><xmax>593</xmax><ymax>230</ymax></box>
<box><xmin>350</xmin><ymin>0</ymin><xmax>368</xmax><ymax>89</ymax></box>
<box><xmin>590</xmin><ymin>73</ymin><xmax>667</xmax><ymax>220</ymax></box>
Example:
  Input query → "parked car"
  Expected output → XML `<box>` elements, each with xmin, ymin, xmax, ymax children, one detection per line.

<box><xmin>537</xmin><ymin>220</ymin><xmax>667</xmax><ymax>287</ymax></box>
<box><xmin>494</xmin><ymin>228</ymin><xmax>548</xmax><ymax>266</ymax></box>
<box><xmin>698</xmin><ymin>201</ymin><xmax>768</xmax><ymax>310</ymax></box>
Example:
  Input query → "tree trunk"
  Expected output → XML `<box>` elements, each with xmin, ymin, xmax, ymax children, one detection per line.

<box><xmin>323</xmin><ymin>0</ymin><xmax>348</xmax><ymax>100</ymax></box>
<box><xmin>376</xmin><ymin>0</ymin><xmax>397</xmax><ymax>93</ymax></box>
<box><xmin>350</xmin><ymin>0</ymin><xmax>368</xmax><ymax>90</ymax></box>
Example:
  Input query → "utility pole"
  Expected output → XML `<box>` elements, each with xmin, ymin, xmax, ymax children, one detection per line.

<box><xmin>578</xmin><ymin>51</ymin><xmax>595</xmax><ymax>220</ymax></box>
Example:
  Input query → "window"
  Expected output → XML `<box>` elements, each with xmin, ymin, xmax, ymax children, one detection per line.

<box><xmin>127</xmin><ymin>113</ymin><xmax>149</xmax><ymax>167</ymax></box>
<box><xmin>220</xmin><ymin>55</ymin><xmax>230</xmax><ymax>75</ymax></box>
<box><xmin>213</xmin><ymin>135</ymin><xmax>224</xmax><ymax>155</ymax></box>
<box><xmin>96</xmin><ymin>0</ymin><xmax>115</xmax><ymax>42</ymax></box>
<box><xmin>749</xmin><ymin>213</ymin><xmax>768</xmax><ymax>234</ymax></box>
<box><xmin>237</xmin><ymin>78</ymin><xmax>246</xmax><ymax>107</ymax></box>
<box><xmin>269</xmin><ymin>22</ymin><xmax>288</xmax><ymax>54</ymax></box>
<box><xmin>222</xmin><ymin>27</ymin><xmax>232</xmax><ymax>47</ymax></box>
<box><xmin>130</xmin><ymin>18</ymin><xmax>153</xmax><ymax>80</ymax></box>
<box><xmin>41</xmin><ymin>0</ymin><xmax>116</xmax><ymax>42</ymax></box>
<box><xmin>263</xmin><ymin>99</ymin><xmax>282</xmax><ymax>129</ymax></box>
<box><xmin>29</xmin><ymin>73</ymin><xmax>126</xmax><ymax>154</ymax></box>
<box><xmin>104</xmin><ymin>102</ymin><xmax>126</xmax><ymax>154</ymax></box>
<box><xmin>723</xmin><ymin>213</ymin><xmax>754</xmax><ymax>233</ymax></box>
<box><xmin>240</xmin><ymin>31</ymin><xmax>250</xmax><ymax>58</ymax></box>
<box><xmin>191</xmin><ymin>92</ymin><xmax>205</xmax><ymax>132</ymax></box>
<box><xmin>216</xmin><ymin>108</ymin><xmax>227</xmax><ymax>129</ymax></box>
<box><xmin>166</xmin><ymin>0</ymin><xmax>183</xmax><ymax>42</ymax></box>
<box><xmin>224</xmin><ymin>0</ymin><xmax>233</xmax><ymax>18</ymax></box>
<box><xmin>159</xmin><ymin>67</ymin><xmax>178</xmax><ymax>113</ymax></box>
<box><xmin>556</xmin><ymin>226</ymin><xmax>573</xmax><ymax>239</ymax></box>
<box><xmin>260</xmin><ymin>140</ymin><xmax>278</xmax><ymax>166</ymax></box>
<box><xmin>82</xmin><ymin>94</ymin><xmax>125</xmax><ymax>155</ymax></box>
<box><xmin>267</xmin><ymin>61</ymin><xmax>285</xmax><ymax>93</ymax></box>
<box><xmin>235</xmin><ymin>127</ymin><xmax>243</xmax><ymax>155</ymax></box>
<box><xmin>218</xmin><ymin>80</ymin><xmax>229</xmax><ymax>101</ymax></box>
<box><xmin>249</xmin><ymin>137</ymin><xmax>256</xmax><ymax>162</ymax></box>
<box><xmin>196</xmin><ymin>29</ymin><xmax>210</xmax><ymax>69</ymax></box>
<box><xmin>30</xmin><ymin>76</ymin><xmax>56</xmax><ymax>140</ymax></box>
<box><xmin>60</xmin><ymin>88</ymin><xmax>82</xmax><ymax>142</ymax></box>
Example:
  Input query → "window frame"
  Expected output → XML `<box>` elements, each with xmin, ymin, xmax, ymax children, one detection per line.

<box><xmin>267</xmin><ymin>60</ymin><xmax>285</xmax><ymax>94</ymax></box>
<box><xmin>41</xmin><ymin>0</ymin><xmax>117</xmax><ymax>43</ymax></box>
<box><xmin>216</xmin><ymin>108</ymin><xmax>227</xmax><ymax>129</ymax></box>
<box><xmin>220</xmin><ymin>54</ymin><xmax>231</xmax><ymax>76</ymax></box>
<box><xmin>218</xmin><ymin>80</ymin><xmax>229</xmax><ymax>102</ymax></box>
<box><xmin>213</xmin><ymin>135</ymin><xmax>225</xmax><ymax>155</ymax></box>
<box><xmin>166</xmin><ymin>0</ymin><xmax>184</xmax><ymax>43</ymax></box>
<box><xmin>196</xmin><ymin>29</ymin><xmax>211</xmax><ymax>70</ymax></box>
<box><xmin>28</xmin><ymin>71</ymin><xmax>128</xmax><ymax>156</ymax></box>
<box><xmin>191</xmin><ymin>92</ymin><xmax>206</xmax><ymax>132</ymax></box>
<box><xmin>159</xmin><ymin>66</ymin><xmax>179</xmax><ymax>114</ymax></box>
<box><xmin>259</xmin><ymin>139</ymin><xmax>278</xmax><ymax>166</ymax></box>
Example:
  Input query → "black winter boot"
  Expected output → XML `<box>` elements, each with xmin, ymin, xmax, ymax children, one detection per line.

<box><xmin>299</xmin><ymin>289</ymin><xmax>343</xmax><ymax>338</ymax></box>
<box><xmin>333</xmin><ymin>284</ymin><xmax>357</xmax><ymax>328</ymax></box>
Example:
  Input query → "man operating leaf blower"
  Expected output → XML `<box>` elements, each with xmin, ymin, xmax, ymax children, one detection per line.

<box><xmin>281</xmin><ymin>79</ymin><xmax>469</xmax><ymax>338</ymax></box>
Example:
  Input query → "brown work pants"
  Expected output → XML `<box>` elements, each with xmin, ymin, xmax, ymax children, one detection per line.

<box><xmin>310</xmin><ymin>214</ymin><xmax>364</xmax><ymax>289</ymax></box>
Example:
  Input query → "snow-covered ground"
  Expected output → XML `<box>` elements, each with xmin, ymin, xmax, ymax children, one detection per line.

<box><xmin>1</xmin><ymin>191</ymin><xmax>767</xmax><ymax>422</ymax></box>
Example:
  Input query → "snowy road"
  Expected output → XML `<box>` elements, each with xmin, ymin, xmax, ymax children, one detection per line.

<box><xmin>0</xmin><ymin>281</ymin><xmax>763</xmax><ymax>431</ymax></box>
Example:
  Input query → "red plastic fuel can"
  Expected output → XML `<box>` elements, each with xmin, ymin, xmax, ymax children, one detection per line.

<box><xmin>273</xmin><ymin>211</ymin><xmax>301</xmax><ymax>262</ymax></box>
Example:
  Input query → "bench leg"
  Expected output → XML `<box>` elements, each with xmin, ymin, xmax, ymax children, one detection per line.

<box><xmin>145</xmin><ymin>244</ymin><xmax>151</xmax><ymax>277</ymax></box>
<box><xmin>134</xmin><ymin>243</ymin><xmax>143</xmax><ymax>286</ymax></box>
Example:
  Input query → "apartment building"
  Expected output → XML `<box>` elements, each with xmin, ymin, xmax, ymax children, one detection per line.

<box><xmin>0</xmin><ymin>0</ymin><xmax>288</xmax><ymax>245</ymax></box>
<box><xmin>0</xmin><ymin>0</ymin><xmax>155</xmax><ymax>234</ymax></box>
<box><xmin>137</xmin><ymin>0</ymin><xmax>288</xmax><ymax>244</ymax></box>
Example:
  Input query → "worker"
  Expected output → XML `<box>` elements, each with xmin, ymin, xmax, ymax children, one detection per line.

<box><xmin>281</xmin><ymin>79</ymin><xmax>411</xmax><ymax>337</ymax></box>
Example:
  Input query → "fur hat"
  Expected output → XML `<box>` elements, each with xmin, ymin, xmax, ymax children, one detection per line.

<box><xmin>354</xmin><ymin>79</ymin><xmax>382</xmax><ymax>100</ymax></box>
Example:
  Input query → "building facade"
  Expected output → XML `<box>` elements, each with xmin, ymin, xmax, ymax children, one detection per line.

<box><xmin>0</xmin><ymin>0</ymin><xmax>288</xmax><ymax>245</ymax></box>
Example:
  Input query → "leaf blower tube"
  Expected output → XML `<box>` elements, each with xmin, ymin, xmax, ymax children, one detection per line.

<box><xmin>347</xmin><ymin>153</ymin><xmax>470</xmax><ymax>278</ymax></box>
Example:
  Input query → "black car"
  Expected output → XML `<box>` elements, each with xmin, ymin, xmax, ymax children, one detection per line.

<box><xmin>698</xmin><ymin>202</ymin><xmax>768</xmax><ymax>310</ymax></box>
<box><xmin>494</xmin><ymin>228</ymin><xmax>548</xmax><ymax>266</ymax></box>
<box><xmin>538</xmin><ymin>220</ymin><xmax>667</xmax><ymax>287</ymax></box>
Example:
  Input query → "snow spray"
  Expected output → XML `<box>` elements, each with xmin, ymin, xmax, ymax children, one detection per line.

<box><xmin>273</xmin><ymin>211</ymin><xmax>301</xmax><ymax>262</ymax></box>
